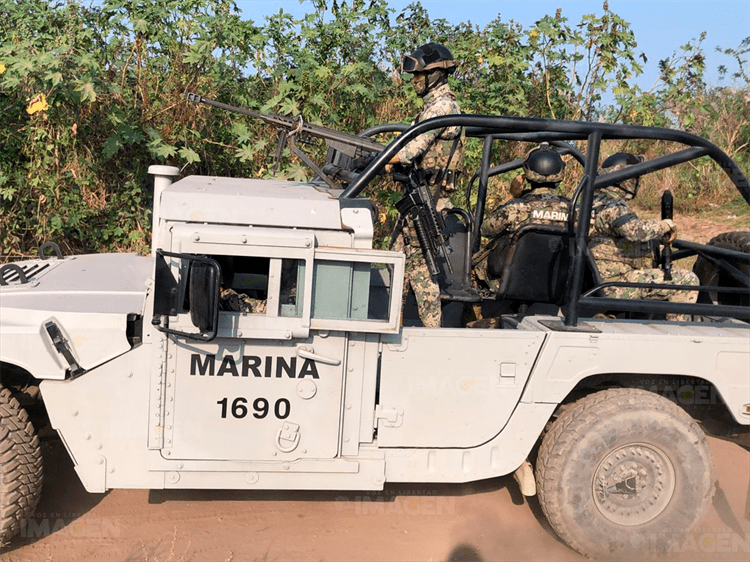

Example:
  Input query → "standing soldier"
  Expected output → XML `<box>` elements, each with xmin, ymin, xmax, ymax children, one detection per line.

<box><xmin>386</xmin><ymin>43</ymin><xmax>463</xmax><ymax>328</ymax></box>
<box><xmin>473</xmin><ymin>144</ymin><xmax>571</xmax><ymax>294</ymax></box>
<box><xmin>591</xmin><ymin>152</ymin><xmax>699</xmax><ymax>320</ymax></box>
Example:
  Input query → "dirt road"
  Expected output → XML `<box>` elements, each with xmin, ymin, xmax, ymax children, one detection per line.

<box><xmin>2</xmin><ymin>433</ymin><xmax>748</xmax><ymax>562</ymax></box>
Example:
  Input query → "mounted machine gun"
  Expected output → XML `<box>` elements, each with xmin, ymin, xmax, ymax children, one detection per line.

<box><xmin>186</xmin><ymin>93</ymin><xmax>383</xmax><ymax>188</ymax></box>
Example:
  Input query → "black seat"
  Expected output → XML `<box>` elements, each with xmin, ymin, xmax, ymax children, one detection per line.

<box><xmin>486</xmin><ymin>224</ymin><xmax>574</xmax><ymax>306</ymax></box>
<box><xmin>436</xmin><ymin>209</ymin><xmax>482</xmax><ymax>302</ymax></box>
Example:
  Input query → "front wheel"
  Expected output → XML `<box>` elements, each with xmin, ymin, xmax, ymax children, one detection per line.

<box><xmin>536</xmin><ymin>388</ymin><xmax>714</xmax><ymax>559</ymax></box>
<box><xmin>0</xmin><ymin>385</ymin><xmax>44</xmax><ymax>546</ymax></box>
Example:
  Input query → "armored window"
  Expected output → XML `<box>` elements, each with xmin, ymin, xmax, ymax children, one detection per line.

<box><xmin>214</xmin><ymin>255</ymin><xmax>269</xmax><ymax>315</ymax></box>
<box><xmin>278</xmin><ymin>258</ymin><xmax>305</xmax><ymax>318</ymax></box>
<box><xmin>166</xmin><ymin>224</ymin><xmax>316</xmax><ymax>340</ymax></box>
<box><xmin>212</xmin><ymin>256</ymin><xmax>305</xmax><ymax>318</ymax></box>
<box><xmin>310</xmin><ymin>248</ymin><xmax>404</xmax><ymax>333</ymax></box>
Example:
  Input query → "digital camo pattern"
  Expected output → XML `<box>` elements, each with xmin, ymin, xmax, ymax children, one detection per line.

<box><xmin>472</xmin><ymin>255</ymin><xmax>500</xmax><ymax>294</ymax></box>
<box><xmin>524</xmin><ymin>166</ymin><xmax>565</xmax><ymax>184</ymax></box>
<box><xmin>389</xmin><ymin>82</ymin><xmax>460</xmax><ymax>328</ymax></box>
<box><xmin>392</xmin><ymin>231</ymin><xmax>442</xmax><ymax>327</ymax></box>
<box><xmin>599</xmin><ymin>162</ymin><xmax>639</xmax><ymax>197</ymax></box>
<box><xmin>600</xmin><ymin>265</ymin><xmax>699</xmax><ymax>321</ymax></box>
<box><xmin>472</xmin><ymin>188</ymin><xmax>570</xmax><ymax>294</ymax></box>
<box><xmin>592</xmin><ymin>189</ymin><xmax>697</xmax><ymax>320</ymax></box>
<box><xmin>398</xmin><ymin>82</ymin><xmax>463</xmax><ymax>194</ymax></box>
<box><xmin>589</xmin><ymin>189</ymin><xmax>675</xmax><ymax>268</ymax></box>
<box><xmin>481</xmin><ymin>188</ymin><xmax>571</xmax><ymax>238</ymax></box>
<box><xmin>220</xmin><ymin>287</ymin><xmax>267</xmax><ymax>314</ymax></box>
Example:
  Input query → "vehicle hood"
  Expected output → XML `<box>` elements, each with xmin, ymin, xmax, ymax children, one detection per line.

<box><xmin>0</xmin><ymin>253</ymin><xmax>154</xmax><ymax>379</ymax></box>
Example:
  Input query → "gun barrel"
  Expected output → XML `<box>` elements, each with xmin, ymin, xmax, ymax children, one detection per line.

<box><xmin>186</xmin><ymin>93</ymin><xmax>383</xmax><ymax>154</ymax></box>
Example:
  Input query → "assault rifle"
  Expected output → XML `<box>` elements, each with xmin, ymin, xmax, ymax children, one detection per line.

<box><xmin>186</xmin><ymin>93</ymin><xmax>383</xmax><ymax>189</ymax></box>
<box><xmin>394</xmin><ymin>169</ymin><xmax>453</xmax><ymax>278</ymax></box>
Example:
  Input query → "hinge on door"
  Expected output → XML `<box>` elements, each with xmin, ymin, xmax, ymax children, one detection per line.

<box><xmin>148</xmin><ymin>336</ymin><xmax>169</xmax><ymax>449</ymax></box>
<box><xmin>375</xmin><ymin>405</ymin><xmax>403</xmax><ymax>428</ymax></box>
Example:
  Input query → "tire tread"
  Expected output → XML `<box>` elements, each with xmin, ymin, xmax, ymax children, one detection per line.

<box><xmin>536</xmin><ymin>388</ymin><xmax>714</xmax><ymax>558</ymax></box>
<box><xmin>0</xmin><ymin>386</ymin><xmax>43</xmax><ymax>546</ymax></box>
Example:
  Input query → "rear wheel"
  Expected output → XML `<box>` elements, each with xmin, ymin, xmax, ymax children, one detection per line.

<box><xmin>535</xmin><ymin>388</ymin><xmax>714</xmax><ymax>559</ymax></box>
<box><xmin>0</xmin><ymin>385</ymin><xmax>43</xmax><ymax>546</ymax></box>
<box><xmin>693</xmin><ymin>231</ymin><xmax>750</xmax><ymax>307</ymax></box>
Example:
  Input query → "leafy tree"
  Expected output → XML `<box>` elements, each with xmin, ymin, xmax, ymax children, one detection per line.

<box><xmin>0</xmin><ymin>0</ymin><xmax>745</xmax><ymax>257</ymax></box>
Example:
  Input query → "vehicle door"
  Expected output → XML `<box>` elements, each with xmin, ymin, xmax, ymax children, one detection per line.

<box><xmin>151</xmin><ymin>224</ymin><xmax>403</xmax><ymax>463</ymax></box>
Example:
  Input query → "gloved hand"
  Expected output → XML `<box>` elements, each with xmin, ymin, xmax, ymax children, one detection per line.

<box><xmin>661</xmin><ymin>219</ymin><xmax>677</xmax><ymax>242</ymax></box>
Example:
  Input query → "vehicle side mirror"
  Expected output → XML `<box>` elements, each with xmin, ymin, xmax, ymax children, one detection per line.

<box><xmin>189</xmin><ymin>261</ymin><xmax>220</xmax><ymax>335</ymax></box>
<box><xmin>152</xmin><ymin>250</ymin><xmax>221</xmax><ymax>341</ymax></box>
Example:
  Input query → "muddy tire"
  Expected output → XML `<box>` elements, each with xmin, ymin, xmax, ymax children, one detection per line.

<box><xmin>693</xmin><ymin>231</ymin><xmax>750</xmax><ymax>307</ymax></box>
<box><xmin>0</xmin><ymin>385</ymin><xmax>43</xmax><ymax>546</ymax></box>
<box><xmin>535</xmin><ymin>388</ymin><xmax>714</xmax><ymax>559</ymax></box>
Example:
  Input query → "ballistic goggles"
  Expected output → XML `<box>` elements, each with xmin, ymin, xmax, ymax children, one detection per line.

<box><xmin>400</xmin><ymin>55</ymin><xmax>456</xmax><ymax>74</ymax></box>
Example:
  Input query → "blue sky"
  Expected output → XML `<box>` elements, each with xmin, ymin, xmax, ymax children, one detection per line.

<box><xmin>236</xmin><ymin>0</ymin><xmax>750</xmax><ymax>90</ymax></box>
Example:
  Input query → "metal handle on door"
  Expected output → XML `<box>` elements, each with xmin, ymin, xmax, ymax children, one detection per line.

<box><xmin>296</xmin><ymin>345</ymin><xmax>342</xmax><ymax>366</ymax></box>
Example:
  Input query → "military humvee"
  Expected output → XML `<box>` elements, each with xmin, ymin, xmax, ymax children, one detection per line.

<box><xmin>1</xmin><ymin>111</ymin><xmax>748</xmax><ymax>559</ymax></box>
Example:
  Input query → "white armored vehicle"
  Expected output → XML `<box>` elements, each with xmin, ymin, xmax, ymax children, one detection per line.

<box><xmin>1</xmin><ymin>110</ymin><xmax>749</xmax><ymax>558</ymax></box>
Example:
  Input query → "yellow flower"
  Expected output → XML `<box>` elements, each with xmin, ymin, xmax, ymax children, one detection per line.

<box><xmin>26</xmin><ymin>93</ymin><xmax>49</xmax><ymax>115</ymax></box>
<box><xmin>0</xmin><ymin>63</ymin><xmax>5</xmax><ymax>74</ymax></box>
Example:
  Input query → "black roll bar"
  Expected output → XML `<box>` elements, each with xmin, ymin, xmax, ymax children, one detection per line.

<box><xmin>565</xmin><ymin>130</ymin><xmax>602</xmax><ymax>326</ymax></box>
<box><xmin>340</xmin><ymin>114</ymin><xmax>749</xmax><ymax>203</ymax></box>
<box><xmin>339</xmin><ymin>114</ymin><xmax>749</xmax><ymax>326</ymax></box>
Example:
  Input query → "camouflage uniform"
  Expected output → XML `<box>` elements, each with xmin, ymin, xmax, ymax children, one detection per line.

<box><xmin>396</xmin><ymin>82</ymin><xmax>463</xmax><ymax>205</ymax></box>
<box><xmin>220</xmin><ymin>287</ymin><xmax>267</xmax><ymax>314</ymax></box>
<box><xmin>392</xmin><ymin>82</ymin><xmax>462</xmax><ymax>328</ymax></box>
<box><xmin>219</xmin><ymin>261</ymin><xmax>298</xmax><ymax>316</ymax></box>
<box><xmin>473</xmin><ymin>188</ymin><xmax>571</xmax><ymax>292</ymax></box>
<box><xmin>590</xmin><ymin>187</ymin><xmax>698</xmax><ymax>320</ymax></box>
<box><xmin>392</xmin><ymin>233</ymin><xmax>442</xmax><ymax>328</ymax></box>
<box><xmin>481</xmin><ymin>188</ymin><xmax>570</xmax><ymax>237</ymax></box>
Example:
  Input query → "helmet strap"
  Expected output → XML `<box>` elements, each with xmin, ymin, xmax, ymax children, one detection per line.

<box><xmin>426</xmin><ymin>69</ymin><xmax>448</xmax><ymax>91</ymax></box>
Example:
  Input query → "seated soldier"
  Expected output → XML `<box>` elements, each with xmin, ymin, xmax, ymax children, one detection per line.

<box><xmin>591</xmin><ymin>152</ymin><xmax>698</xmax><ymax>321</ymax></box>
<box><xmin>473</xmin><ymin>144</ymin><xmax>571</xmax><ymax>294</ymax></box>
<box><xmin>220</xmin><ymin>258</ymin><xmax>299</xmax><ymax>315</ymax></box>
<box><xmin>217</xmin><ymin>256</ymin><xmax>267</xmax><ymax>314</ymax></box>
<box><xmin>220</xmin><ymin>286</ymin><xmax>267</xmax><ymax>314</ymax></box>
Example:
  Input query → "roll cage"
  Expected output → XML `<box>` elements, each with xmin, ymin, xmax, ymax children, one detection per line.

<box><xmin>339</xmin><ymin>115</ymin><xmax>750</xmax><ymax>326</ymax></box>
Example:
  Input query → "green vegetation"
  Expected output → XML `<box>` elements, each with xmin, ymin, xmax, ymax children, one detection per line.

<box><xmin>1</xmin><ymin>0</ymin><xmax>747</xmax><ymax>256</ymax></box>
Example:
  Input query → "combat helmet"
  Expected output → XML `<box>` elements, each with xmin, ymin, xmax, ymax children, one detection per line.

<box><xmin>400</xmin><ymin>43</ymin><xmax>457</xmax><ymax>96</ymax></box>
<box><xmin>522</xmin><ymin>143</ymin><xmax>566</xmax><ymax>186</ymax></box>
<box><xmin>600</xmin><ymin>152</ymin><xmax>644</xmax><ymax>199</ymax></box>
